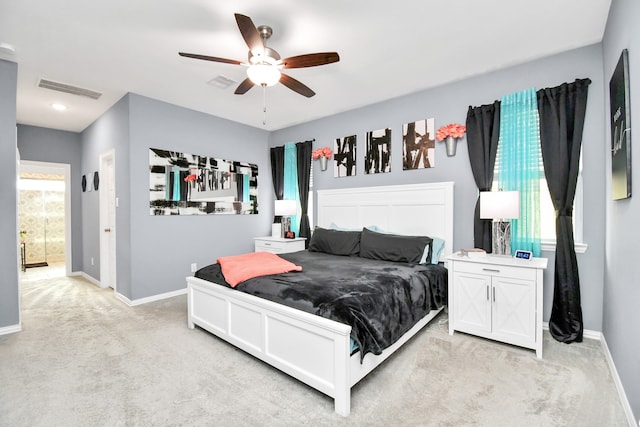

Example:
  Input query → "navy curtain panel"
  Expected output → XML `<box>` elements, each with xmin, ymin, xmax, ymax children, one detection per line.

<box><xmin>465</xmin><ymin>101</ymin><xmax>501</xmax><ymax>252</ymax></box>
<box><xmin>270</xmin><ymin>146</ymin><xmax>285</xmax><ymax>223</ymax></box>
<box><xmin>296</xmin><ymin>141</ymin><xmax>313</xmax><ymax>247</ymax></box>
<box><xmin>537</xmin><ymin>78</ymin><xmax>591</xmax><ymax>343</ymax></box>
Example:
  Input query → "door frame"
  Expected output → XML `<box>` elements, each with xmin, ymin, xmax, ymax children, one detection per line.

<box><xmin>19</xmin><ymin>160</ymin><xmax>72</xmax><ymax>276</ymax></box>
<box><xmin>99</xmin><ymin>149</ymin><xmax>116</xmax><ymax>291</ymax></box>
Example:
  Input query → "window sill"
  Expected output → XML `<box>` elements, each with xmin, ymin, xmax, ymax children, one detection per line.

<box><xmin>541</xmin><ymin>241</ymin><xmax>588</xmax><ymax>254</ymax></box>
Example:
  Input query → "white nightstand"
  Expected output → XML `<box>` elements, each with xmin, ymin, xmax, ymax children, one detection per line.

<box><xmin>445</xmin><ymin>252</ymin><xmax>548</xmax><ymax>358</ymax></box>
<box><xmin>254</xmin><ymin>237</ymin><xmax>306</xmax><ymax>254</ymax></box>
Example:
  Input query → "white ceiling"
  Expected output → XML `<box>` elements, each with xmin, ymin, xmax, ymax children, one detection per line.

<box><xmin>0</xmin><ymin>0</ymin><xmax>612</xmax><ymax>133</ymax></box>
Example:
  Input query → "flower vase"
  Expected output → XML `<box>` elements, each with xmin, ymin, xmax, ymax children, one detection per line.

<box><xmin>445</xmin><ymin>136</ymin><xmax>458</xmax><ymax>157</ymax></box>
<box><xmin>319</xmin><ymin>156</ymin><xmax>328</xmax><ymax>171</ymax></box>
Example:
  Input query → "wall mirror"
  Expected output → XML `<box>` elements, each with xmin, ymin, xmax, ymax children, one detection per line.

<box><xmin>149</xmin><ymin>148</ymin><xmax>258</xmax><ymax>215</ymax></box>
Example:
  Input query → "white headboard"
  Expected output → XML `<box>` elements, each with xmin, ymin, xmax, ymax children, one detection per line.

<box><xmin>316</xmin><ymin>182</ymin><xmax>454</xmax><ymax>258</ymax></box>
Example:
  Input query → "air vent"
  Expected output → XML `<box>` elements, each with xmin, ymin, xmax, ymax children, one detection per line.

<box><xmin>37</xmin><ymin>78</ymin><xmax>102</xmax><ymax>100</ymax></box>
<box><xmin>208</xmin><ymin>75</ymin><xmax>236</xmax><ymax>89</ymax></box>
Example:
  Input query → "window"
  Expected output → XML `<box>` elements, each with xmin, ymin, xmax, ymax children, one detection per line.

<box><xmin>493</xmin><ymin>151</ymin><xmax>586</xmax><ymax>253</ymax></box>
<box><xmin>491</xmin><ymin>88</ymin><xmax>586</xmax><ymax>255</ymax></box>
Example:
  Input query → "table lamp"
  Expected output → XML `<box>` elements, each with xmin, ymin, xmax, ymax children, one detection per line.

<box><xmin>274</xmin><ymin>199</ymin><xmax>297</xmax><ymax>238</ymax></box>
<box><xmin>480</xmin><ymin>191</ymin><xmax>520</xmax><ymax>255</ymax></box>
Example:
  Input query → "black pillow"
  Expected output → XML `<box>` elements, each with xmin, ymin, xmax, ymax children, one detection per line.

<box><xmin>308</xmin><ymin>227</ymin><xmax>361</xmax><ymax>256</ymax></box>
<box><xmin>359</xmin><ymin>227</ymin><xmax>432</xmax><ymax>264</ymax></box>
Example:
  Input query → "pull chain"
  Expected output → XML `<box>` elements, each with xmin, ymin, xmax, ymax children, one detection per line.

<box><xmin>262</xmin><ymin>84</ymin><xmax>267</xmax><ymax>126</ymax></box>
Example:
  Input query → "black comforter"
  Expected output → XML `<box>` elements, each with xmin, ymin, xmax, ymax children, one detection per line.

<box><xmin>195</xmin><ymin>250</ymin><xmax>447</xmax><ymax>359</ymax></box>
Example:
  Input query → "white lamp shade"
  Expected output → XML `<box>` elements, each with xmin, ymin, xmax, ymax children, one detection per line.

<box><xmin>274</xmin><ymin>199</ymin><xmax>296</xmax><ymax>216</ymax></box>
<box><xmin>480</xmin><ymin>191</ymin><xmax>520</xmax><ymax>220</ymax></box>
<box><xmin>247</xmin><ymin>64</ymin><xmax>281</xmax><ymax>87</ymax></box>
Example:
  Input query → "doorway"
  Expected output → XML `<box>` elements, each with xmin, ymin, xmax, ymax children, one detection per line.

<box><xmin>18</xmin><ymin>161</ymin><xmax>71</xmax><ymax>277</ymax></box>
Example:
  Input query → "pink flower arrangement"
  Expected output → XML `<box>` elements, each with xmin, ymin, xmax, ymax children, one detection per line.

<box><xmin>435</xmin><ymin>123</ymin><xmax>467</xmax><ymax>141</ymax></box>
<box><xmin>312</xmin><ymin>147</ymin><xmax>333</xmax><ymax>160</ymax></box>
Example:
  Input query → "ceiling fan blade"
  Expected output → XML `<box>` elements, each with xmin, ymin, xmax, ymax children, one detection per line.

<box><xmin>280</xmin><ymin>73</ymin><xmax>315</xmax><ymax>98</ymax></box>
<box><xmin>179</xmin><ymin>52</ymin><xmax>243</xmax><ymax>66</ymax></box>
<box><xmin>280</xmin><ymin>52</ymin><xmax>340</xmax><ymax>69</ymax></box>
<box><xmin>234</xmin><ymin>77</ymin><xmax>255</xmax><ymax>95</ymax></box>
<box><xmin>234</xmin><ymin>13</ymin><xmax>263</xmax><ymax>53</ymax></box>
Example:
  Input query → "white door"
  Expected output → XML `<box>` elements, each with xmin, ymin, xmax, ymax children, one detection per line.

<box><xmin>99</xmin><ymin>150</ymin><xmax>117</xmax><ymax>290</ymax></box>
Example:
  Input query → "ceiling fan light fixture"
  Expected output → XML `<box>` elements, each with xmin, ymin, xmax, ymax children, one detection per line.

<box><xmin>247</xmin><ymin>64</ymin><xmax>281</xmax><ymax>87</ymax></box>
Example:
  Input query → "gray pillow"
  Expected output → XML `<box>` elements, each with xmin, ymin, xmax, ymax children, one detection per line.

<box><xmin>308</xmin><ymin>227</ymin><xmax>361</xmax><ymax>256</ymax></box>
<box><xmin>359</xmin><ymin>227</ymin><xmax>432</xmax><ymax>264</ymax></box>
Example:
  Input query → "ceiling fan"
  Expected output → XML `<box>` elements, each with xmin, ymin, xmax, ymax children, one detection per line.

<box><xmin>179</xmin><ymin>13</ymin><xmax>339</xmax><ymax>98</ymax></box>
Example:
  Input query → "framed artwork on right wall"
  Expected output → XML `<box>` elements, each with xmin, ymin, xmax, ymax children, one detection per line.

<box><xmin>609</xmin><ymin>48</ymin><xmax>632</xmax><ymax>200</ymax></box>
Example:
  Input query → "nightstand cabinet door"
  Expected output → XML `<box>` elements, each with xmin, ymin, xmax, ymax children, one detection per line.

<box><xmin>453</xmin><ymin>273</ymin><xmax>492</xmax><ymax>335</ymax></box>
<box><xmin>491</xmin><ymin>277</ymin><xmax>536</xmax><ymax>347</ymax></box>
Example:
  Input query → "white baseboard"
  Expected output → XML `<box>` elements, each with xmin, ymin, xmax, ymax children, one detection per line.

<box><xmin>600</xmin><ymin>335</ymin><xmax>637</xmax><ymax>427</ymax></box>
<box><xmin>73</xmin><ymin>271</ymin><xmax>103</xmax><ymax>287</ymax></box>
<box><xmin>0</xmin><ymin>324</ymin><xmax>21</xmax><ymax>336</ymax></box>
<box><xmin>115</xmin><ymin>288</ymin><xmax>187</xmax><ymax>307</ymax></box>
<box><xmin>72</xmin><ymin>270</ymin><xmax>186</xmax><ymax>306</ymax></box>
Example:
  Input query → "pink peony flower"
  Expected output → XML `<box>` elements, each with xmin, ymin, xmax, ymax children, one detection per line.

<box><xmin>436</xmin><ymin>123</ymin><xmax>467</xmax><ymax>141</ymax></box>
<box><xmin>312</xmin><ymin>147</ymin><xmax>333</xmax><ymax>160</ymax></box>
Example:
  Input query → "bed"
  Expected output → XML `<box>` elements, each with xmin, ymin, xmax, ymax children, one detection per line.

<box><xmin>186</xmin><ymin>182</ymin><xmax>454</xmax><ymax>416</ymax></box>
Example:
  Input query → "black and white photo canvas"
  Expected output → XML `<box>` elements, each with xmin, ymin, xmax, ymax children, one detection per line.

<box><xmin>403</xmin><ymin>118</ymin><xmax>435</xmax><ymax>170</ymax></box>
<box><xmin>149</xmin><ymin>148</ymin><xmax>258</xmax><ymax>215</ymax></box>
<box><xmin>610</xmin><ymin>49</ymin><xmax>632</xmax><ymax>200</ymax></box>
<box><xmin>334</xmin><ymin>135</ymin><xmax>356</xmax><ymax>177</ymax></box>
<box><xmin>365</xmin><ymin>128</ymin><xmax>391</xmax><ymax>174</ymax></box>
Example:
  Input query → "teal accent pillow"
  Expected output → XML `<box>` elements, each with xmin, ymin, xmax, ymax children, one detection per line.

<box><xmin>329</xmin><ymin>223</ymin><xmax>381</xmax><ymax>232</ymax></box>
<box><xmin>426</xmin><ymin>237</ymin><xmax>445</xmax><ymax>264</ymax></box>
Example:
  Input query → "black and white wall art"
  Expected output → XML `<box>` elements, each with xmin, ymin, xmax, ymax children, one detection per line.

<box><xmin>610</xmin><ymin>49</ymin><xmax>632</xmax><ymax>200</ymax></box>
<box><xmin>403</xmin><ymin>118</ymin><xmax>435</xmax><ymax>170</ymax></box>
<box><xmin>149</xmin><ymin>148</ymin><xmax>258</xmax><ymax>215</ymax></box>
<box><xmin>365</xmin><ymin>128</ymin><xmax>391</xmax><ymax>174</ymax></box>
<box><xmin>334</xmin><ymin>135</ymin><xmax>356</xmax><ymax>177</ymax></box>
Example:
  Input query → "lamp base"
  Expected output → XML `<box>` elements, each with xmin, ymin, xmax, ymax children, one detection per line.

<box><xmin>281</xmin><ymin>217</ymin><xmax>291</xmax><ymax>238</ymax></box>
<box><xmin>492</xmin><ymin>221</ymin><xmax>511</xmax><ymax>255</ymax></box>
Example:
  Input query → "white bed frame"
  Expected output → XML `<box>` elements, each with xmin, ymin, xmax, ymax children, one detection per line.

<box><xmin>186</xmin><ymin>182</ymin><xmax>454</xmax><ymax>416</ymax></box>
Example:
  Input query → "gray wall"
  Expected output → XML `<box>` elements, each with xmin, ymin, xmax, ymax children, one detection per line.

<box><xmin>0</xmin><ymin>59</ymin><xmax>19</xmax><ymax>329</ymax></box>
<box><xmin>270</xmin><ymin>44</ymin><xmax>607</xmax><ymax>332</ymax></box>
<box><xmin>17</xmin><ymin>125</ymin><xmax>83</xmax><ymax>272</ymax></box>
<box><xmin>602</xmin><ymin>0</ymin><xmax>640</xmax><ymax>421</ymax></box>
<box><xmin>81</xmin><ymin>95</ymin><xmax>131</xmax><ymax>289</ymax></box>
<box><xmin>81</xmin><ymin>93</ymin><xmax>271</xmax><ymax>300</ymax></box>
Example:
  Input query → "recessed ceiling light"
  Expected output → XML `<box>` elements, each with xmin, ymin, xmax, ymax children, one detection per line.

<box><xmin>52</xmin><ymin>103</ymin><xmax>67</xmax><ymax>111</ymax></box>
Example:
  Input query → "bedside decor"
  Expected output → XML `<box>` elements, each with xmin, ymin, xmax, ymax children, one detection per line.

<box><xmin>312</xmin><ymin>147</ymin><xmax>333</xmax><ymax>171</ymax></box>
<box><xmin>480</xmin><ymin>190</ymin><xmax>520</xmax><ymax>255</ymax></box>
<box><xmin>436</xmin><ymin>123</ymin><xmax>467</xmax><ymax>156</ymax></box>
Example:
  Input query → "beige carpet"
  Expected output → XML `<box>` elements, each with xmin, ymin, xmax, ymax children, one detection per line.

<box><xmin>0</xmin><ymin>269</ymin><xmax>628</xmax><ymax>426</ymax></box>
